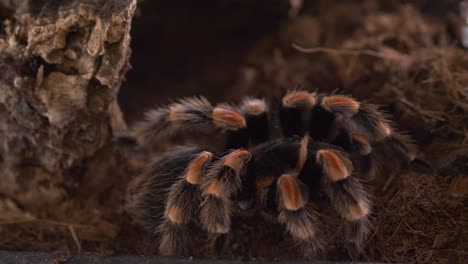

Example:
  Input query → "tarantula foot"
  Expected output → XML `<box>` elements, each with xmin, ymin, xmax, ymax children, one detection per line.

<box><xmin>158</xmin><ymin>220</ymin><xmax>193</xmax><ymax>256</ymax></box>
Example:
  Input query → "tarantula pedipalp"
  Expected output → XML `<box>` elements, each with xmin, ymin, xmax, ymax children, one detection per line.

<box><xmin>125</xmin><ymin>91</ymin><xmax>416</xmax><ymax>258</ymax></box>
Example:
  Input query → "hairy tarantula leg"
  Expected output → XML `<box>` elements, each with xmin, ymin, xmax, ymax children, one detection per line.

<box><xmin>276</xmin><ymin>136</ymin><xmax>322</xmax><ymax>258</ymax></box>
<box><xmin>217</xmin><ymin>103</ymin><xmax>251</xmax><ymax>149</ymax></box>
<box><xmin>349</xmin><ymin>103</ymin><xmax>416</xmax><ymax>161</ymax></box>
<box><xmin>277</xmin><ymin>174</ymin><xmax>322</xmax><ymax>258</ymax></box>
<box><xmin>158</xmin><ymin>151</ymin><xmax>214</xmax><ymax>256</ymax></box>
<box><xmin>382</xmin><ymin>131</ymin><xmax>417</xmax><ymax>162</ymax></box>
<box><xmin>309</xmin><ymin>94</ymin><xmax>367</xmax><ymax>142</ymax></box>
<box><xmin>200</xmin><ymin>149</ymin><xmax>251</xmax><ymax>234</ymax></box>
<box><xmin>232</xmin><ymin>136</ymin><xmax>304</xmax><ymax>211</ymax></box>
<box><xmin>124</xmin><ymin>146</ymin><xmax>204</xmax><ymax>233</ymax></box>
<box><xmin>240</xmin><ymin>98</ymin><xmax>270</xmax><ymax>145</ymax></box>
<box><xmin>350</xmin><ymin>134</ymin><xmax>372</xmax><ymax>155</ymax></box>
<box><xmin>280</xmin><ymin>91</ymin><xmax>318</xmax><ymax>137</ymax></box>
<box><xmin>277</xmin><ymin>174</ymin><xmax>317</xmax><ymax>238</ymax></box>
<box><xmin>135</xmin><ymin>96</ymin><xmax>247</xmax><ymax>146</ymax></box>
<box><xmin>318</xmin><ymin>95</ymin><xmax>416</xmax><ymax>160</ymax></box>
<box><xmin>349</xmin><ymin>134</ymin><xmax>375</xmax><ymax>180</ymax></box>
<box><xmin>316</xmin><ymin>149</ymin><xmax>371</xmax><ymax>248</ymax></box>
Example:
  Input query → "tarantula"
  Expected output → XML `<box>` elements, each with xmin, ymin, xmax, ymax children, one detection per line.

<box><xmin>125</xmin><ymin>90</ymin><xmax>416</xmax><ymax>258</ymax></box>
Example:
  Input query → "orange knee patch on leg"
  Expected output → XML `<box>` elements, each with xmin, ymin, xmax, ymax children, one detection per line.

<box><xmin>185</xmin><ymin>151</ymin><xmax>213</xmax><ymax>185</ymax></box>
<box><xmin>278</xmin><ymin>174</ymin><xmax>305</xmax><ymax>211</ymax></box>
<box><xmin>282</xmin><ymin>91</ymin><xmax>317</xmax><ymax>109</ymax></box>
<box><xmin>165</xmin><ymin>206</ymin><xmax>186</xmax><ymax>224</ymax></box>
<box><xmin>316</xmin><ymin>150</ymin><xmax>350</xmax><ymax>182</ymax></box>
<box><xmin>321</xmin><ymin>96</ymin><xmax>360</xmax><ymax>115</ymax></box>
<box><xmin>202</xmin><ymin>180</ymin><xmax>224</xmax><ymax>198</ymax></box>
<box><xmin>241</xmin><ymin>98</ymin><xmax>267</xmax><ymax>116</ymax></box>
<box><xmin>352</xmin><ymin>134</ymin><xmax>372</xmax><ymax>155</ymax></box>
<box><xmin>223</xmin><ymin>149</ymin><xmax>250</xmax><ymax>172</ymax></box>
<box><xmin>212</xmin><ymin>107</ymin><xmax>246</xmax><ymax>130</ymax></box>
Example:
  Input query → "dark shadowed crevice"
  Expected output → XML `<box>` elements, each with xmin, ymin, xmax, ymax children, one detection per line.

<box><xmin>119</xmin><ymin>0</ymin><xmax>289</xmax><ymax>124</ymax></box>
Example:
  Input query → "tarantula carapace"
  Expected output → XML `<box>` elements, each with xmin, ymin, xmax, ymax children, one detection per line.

<box><xmin>125</xmin><ymin>91</ymin><xmax>416</xmax><ymax>258</ymax></box>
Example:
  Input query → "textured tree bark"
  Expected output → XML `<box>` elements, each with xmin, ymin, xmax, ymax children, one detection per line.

<box><xmin>0</xmin><ymin>0</ymin><xmax>136</xmax><ymax>210</ymax></box>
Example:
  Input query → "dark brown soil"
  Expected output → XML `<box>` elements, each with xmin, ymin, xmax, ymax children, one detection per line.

<box><xmin>1</xmin><ymin>1</ymin><xmax>467</xmax><ymax>263</ymax></box>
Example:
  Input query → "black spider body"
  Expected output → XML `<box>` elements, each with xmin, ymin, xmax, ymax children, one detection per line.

<box><xmin>125</xmin><ymin>91</ymin><xmax>416</xmax><ymax>259</ymax></box>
